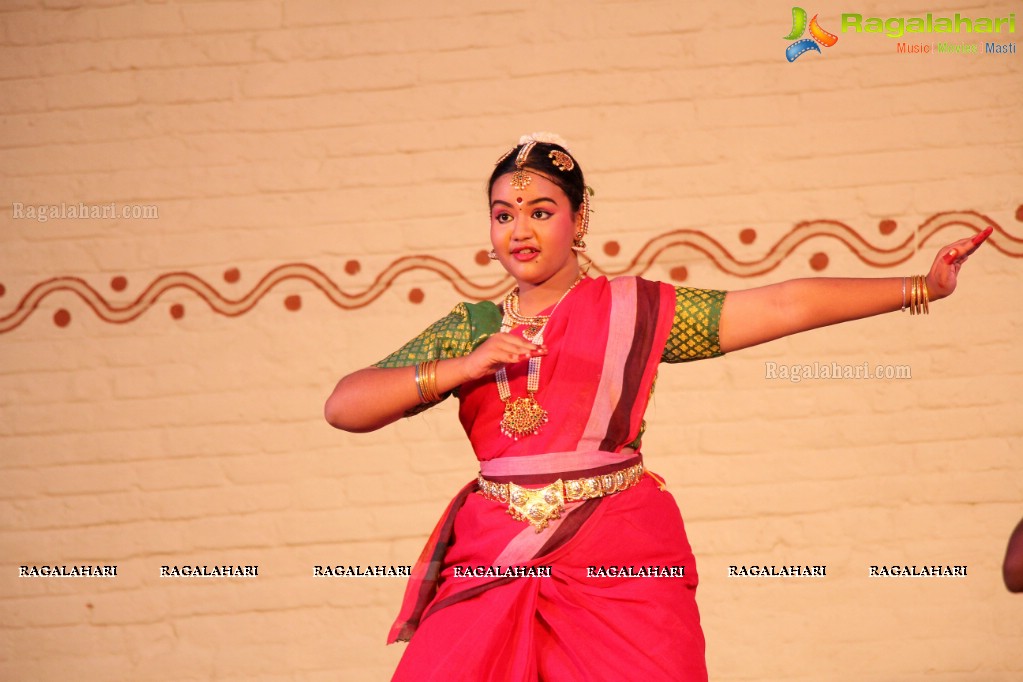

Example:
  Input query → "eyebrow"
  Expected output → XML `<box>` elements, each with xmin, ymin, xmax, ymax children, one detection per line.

<box><xmin>490</xmin><ymin>197</ymin><xmax>558</xmax><ymax>209</ymax></box>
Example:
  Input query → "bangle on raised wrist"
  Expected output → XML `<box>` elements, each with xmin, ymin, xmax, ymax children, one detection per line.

<box><xmin>414</xmin><ymin>362</ymin><xmax>428</xmax><ymax>403</ymax></box>
<box><xmin>420</xmin><ymin>358</ymin><xmax>441</xmax><ymax>403</ymax></box>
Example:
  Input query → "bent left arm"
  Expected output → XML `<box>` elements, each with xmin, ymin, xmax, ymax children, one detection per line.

<box><xmin>718</xmin><ymin>227</ymin><xmax>992</xmax><ymax>353</ymax></box>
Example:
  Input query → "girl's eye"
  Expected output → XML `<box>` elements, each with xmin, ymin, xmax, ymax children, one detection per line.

<box><xmin>494</xmin><ymin>212</ymin><xmax>512</xmax><ymax>223</ymax></box>
<box><xmin>532</xmin><ymin>210</ymin><xmax>551</xmax><ymax>220</ymax></box>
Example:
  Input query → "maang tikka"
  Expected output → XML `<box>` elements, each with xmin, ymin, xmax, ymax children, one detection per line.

<box><xmin>509</xmin><ymin>141</ymin><xmax>537</xmax><ymax>190</ymax></box>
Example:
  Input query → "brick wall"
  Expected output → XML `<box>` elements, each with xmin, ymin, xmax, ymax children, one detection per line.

<box><xmin>1</xmin><ymin>0</ymin><xmax>1021</xmax><ymax>679</ymax></box>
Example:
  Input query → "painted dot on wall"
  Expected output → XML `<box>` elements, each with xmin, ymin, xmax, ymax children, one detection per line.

<box><xmin>344</xmin><ymin>259</ymin><xmax>361</xmax><ymax>275</ymax></box>
<box><xmin>1015</xmin><ymin>204</ymin><xmax>1023</xmax><ymax>222</ymax></box>
<box><xmin>284</xmin><ymin>295</ymin><xmax>302</xmax><ymax>311</ymax></box>
<box><xmin>810</xmin><ymin>252</ymin><xmax>829</xmax><ymax>271</ymax></box>
<box><xmin>54</xmin><ymin>309</ymin><xmax>71</xmax><ymax>327</ymax></box>
<box><xmin>224</xmin><ymin>267</ymin><xmax>240</xmax><ymax>283</ymax></box>
<box><xmin>409</xmin><ymin>288</ymin><xmax>424</xmax><ymax>304</ymax></box>
<box><xmin>879</xmin><ymin>219</ymin><xmax>897</xmax><ymax>235</ymax></box>
<box><xmin>111</xmin><ymin>275</ymin><xmax>128</xmax><ymax>291</ymax></box>
<box><xmin>739</xmin><ymin>228</ymin><xmax>757</xmax><ymax>245</ymax></box>
<box><xmin>669</xmin><ymin>266</ymin><xmax>688</xmax><ymax>282</ymax></box>
<box><xmin>170</xmin><ymin>303</ymin><xmax>185</xmax><ymax>319</ymax></box>
<box><xmin>603</xmin><ymin>241</ymin><xmax>620</xmax><ymax>256</ymax></box>
<box><xmin>0</xmin><ymin>283</ymin><xmax>5</xmax><ymax>298</ymax></box>
<box><xmin>475</xmin><ymin>249</ymin><xmax>491</xmax><ymax>265</ymax></box>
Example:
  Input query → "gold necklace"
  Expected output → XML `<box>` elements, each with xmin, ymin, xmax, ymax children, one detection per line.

<box><xmin>496</xmin><ymin>274</ymin><xmax>584</xmax><ymax>440</ymax></box>
<box><xmin>502</xmin><ymin>289</ymin><xmax>550</xmax><ymax>341</ymax></box>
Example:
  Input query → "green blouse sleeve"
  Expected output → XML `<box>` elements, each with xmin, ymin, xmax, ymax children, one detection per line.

<box><xmin>373</xmin><ymin>301</ymin><xmax>502</xmax><ymax>369</ymax></box>
<box><xmin>371</xmin><ymin>301</ymin><xmax>501</xmax><ymax>412</ymax></box>
<box><xmin>661</xmin><ymin>286</ymin><xmax>727</xmax><ymax>363</ymax></box>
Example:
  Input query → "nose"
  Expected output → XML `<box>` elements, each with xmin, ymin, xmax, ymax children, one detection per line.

<box><xmin>511</xmin><ymin>209</ymin><xmax>534</xmax><ymax>240</ymax></box>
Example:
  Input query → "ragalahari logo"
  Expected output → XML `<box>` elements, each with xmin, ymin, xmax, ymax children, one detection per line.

<box><xmin>784</xmin><ymin>7</ymin><xmax>839</xmax><ymax>61</ymax></box>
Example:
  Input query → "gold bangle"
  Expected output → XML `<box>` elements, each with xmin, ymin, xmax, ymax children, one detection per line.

<box><xmin>423</xmin><ymin>359</ymin><xmax>441</xmax><ymax>403</ymax></box>
<box><xmin>901</xmin><ymin>277</ymin><xmax>908</xmax><ymax>312</ymax></box>
<box><xmin>431</xmin><ymin>359</ymin><xmax>443</xmax><ymax>402</ymax></box>
<box><xmin>919</xmin><ymin>275</ymin><xmax>930</xmax><ymax>315</ymax></box>
<box><xmin>424</xmin><ymin>359</ymin><xmax>435</xmax><ymax>403</ymax></box>
<box><xmin>414</xmin><ymin>362</ymin><xmax>428</xmax><ymax>403</ymax></box>
<box><xmin>909</xmin><ymin>276</ymin><xmax>917</xmax><ymax>316</ymax></box>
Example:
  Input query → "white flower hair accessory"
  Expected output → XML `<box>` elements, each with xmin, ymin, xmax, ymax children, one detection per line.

<box><xmin>518</xmin><ymin>131</ymin><xmax>571</xmax><ymax>152</ymax></box>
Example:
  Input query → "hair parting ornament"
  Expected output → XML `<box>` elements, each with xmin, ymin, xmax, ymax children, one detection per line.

<box><xmin>510</xmin><ymin>140</ymin><xmax>537</xmax><ymax>191</ymax></box>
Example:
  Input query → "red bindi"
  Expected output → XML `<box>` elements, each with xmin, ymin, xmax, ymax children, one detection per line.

<box><xmin>515</xmin><ymin>197</ymin><xmax>523</xmax><ymax>204</ymax></box>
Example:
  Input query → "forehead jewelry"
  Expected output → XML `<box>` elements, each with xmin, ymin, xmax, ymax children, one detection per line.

<box><xmin>548</xmin><ymin>150</ymin><xmax>574</xmax><ymax>172</ymax></box>
<box><xmin>510</xmin><ymin>141</ymin><xmax>536</xmax><ymax>191</ymax></box>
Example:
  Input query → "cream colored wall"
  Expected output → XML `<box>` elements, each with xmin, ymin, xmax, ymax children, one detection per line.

<box><xmin>1</xmin><ymin>0</ymin><xmax>1021</xmax><ymax>679</ymax></box>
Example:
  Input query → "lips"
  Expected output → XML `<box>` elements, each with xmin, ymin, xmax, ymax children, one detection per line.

<box><xmin>511</xmin><ymin>247</ymin><xmax>540</xmax><ymax>262</ymax></box>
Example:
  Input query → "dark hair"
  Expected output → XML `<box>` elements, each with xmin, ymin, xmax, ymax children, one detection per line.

<box><xmin>487</xmin><ymin>142</ymin><xmax>587</xmax><ymax>212</ymax></box>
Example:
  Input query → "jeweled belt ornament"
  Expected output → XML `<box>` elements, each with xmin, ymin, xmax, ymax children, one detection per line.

<box><xmin>477</xmin><ymin>462</ymin><xmax>645</xmax><ymax>532</ymax></box>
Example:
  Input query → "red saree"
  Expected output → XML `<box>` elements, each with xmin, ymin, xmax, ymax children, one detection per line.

<box><xmin>389</xmin><ymin>276</ymin><xmax>708</xmax><ymax>681</ymax></box>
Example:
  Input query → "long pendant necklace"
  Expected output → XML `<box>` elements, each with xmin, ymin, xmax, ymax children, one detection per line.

<box><xmin>496</xmin><ymin>274</ymin><xmax>584</xmax><ymax>440</ymax></box>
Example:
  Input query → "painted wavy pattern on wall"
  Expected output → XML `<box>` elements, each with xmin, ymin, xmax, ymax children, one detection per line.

<box><xmin>1</xmin><ymin>209</ymin><xmax>1020</xmax><ymax>333</ymax></box>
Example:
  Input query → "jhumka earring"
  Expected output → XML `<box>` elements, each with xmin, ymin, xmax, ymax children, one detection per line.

<box><xmin>488</xmin><ymin>249</ymin><xmax>498</xmax><ymax>260</ymax></box>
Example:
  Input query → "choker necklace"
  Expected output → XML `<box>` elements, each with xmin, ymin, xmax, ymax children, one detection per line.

<box><xmin>496</xmin><ymin>274</ymin><xmax>584</xmax><ymax>440</ymax></box>
<box><xmin>502</xmin><ymin>289</ymin><xmax>550</xmax><ymax>341</ymax></box>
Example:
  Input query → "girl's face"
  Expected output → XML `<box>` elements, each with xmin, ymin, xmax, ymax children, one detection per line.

<box><xmin>489</xmin><ymin>172</ymin><xmax>581</xmax><ymax>291</ymax></box>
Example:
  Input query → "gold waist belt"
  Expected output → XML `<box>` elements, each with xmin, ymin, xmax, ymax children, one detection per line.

<box><xmin>476</xmin><ymin>462</ymin><xmax>645</xmax><ymax>533</ymax></box>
